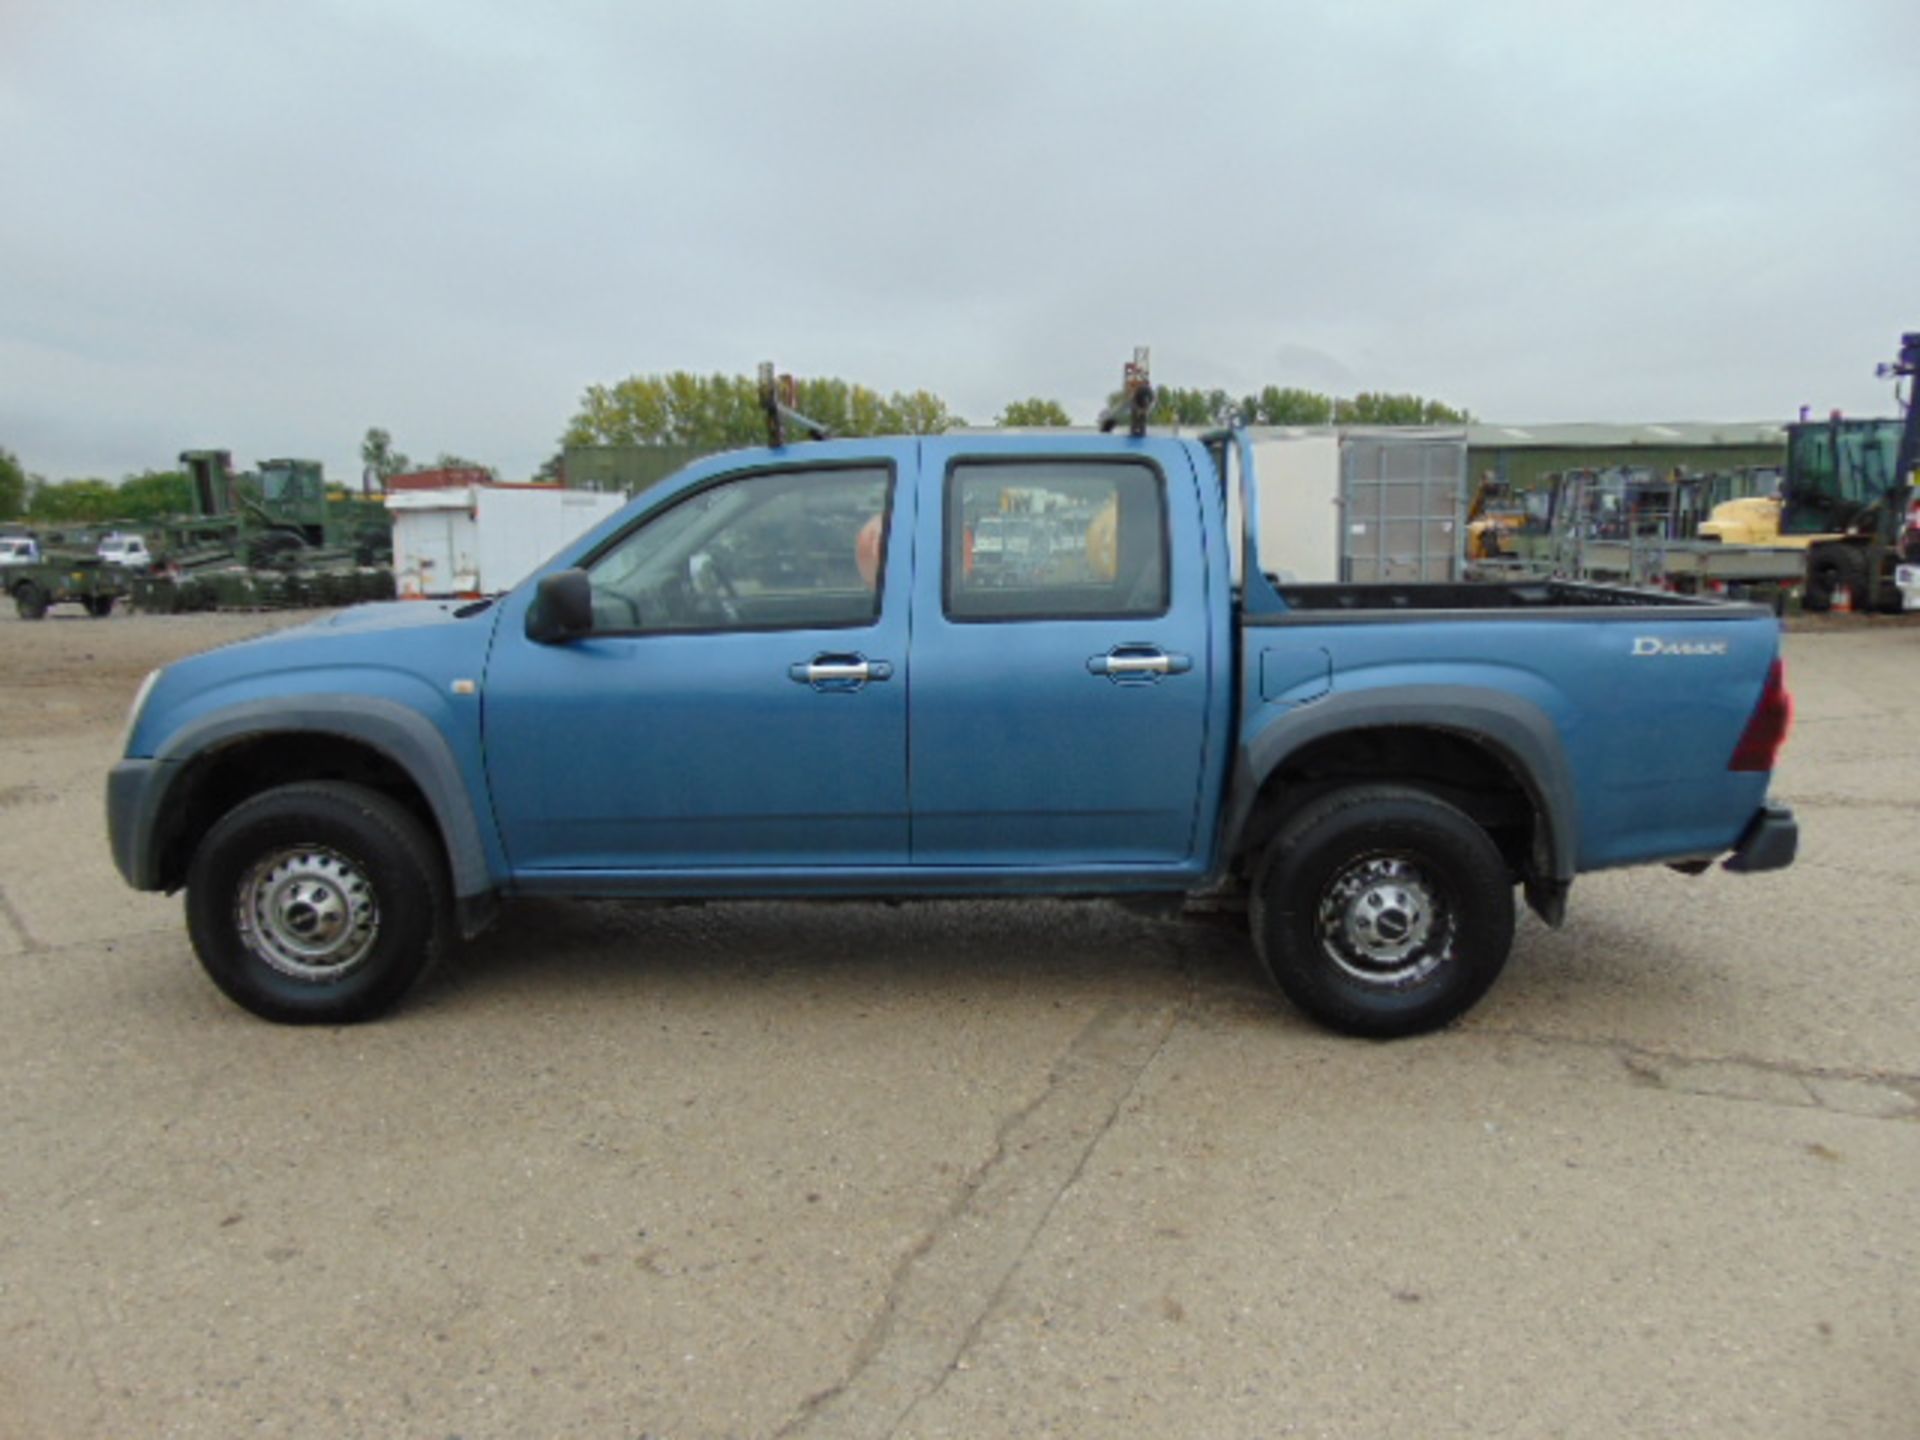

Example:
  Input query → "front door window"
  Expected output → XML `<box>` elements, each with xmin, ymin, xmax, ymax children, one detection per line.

<box><xmin>586</xmin><ymin>466</ymin><xmax>891</xmax><ymax>634</ymax></box>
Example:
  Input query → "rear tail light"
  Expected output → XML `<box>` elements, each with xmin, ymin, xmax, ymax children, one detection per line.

<box><xmin>1729</xmin><ymin>658</ymin><xmax>1794</xmax><ymax>772</ymax></box>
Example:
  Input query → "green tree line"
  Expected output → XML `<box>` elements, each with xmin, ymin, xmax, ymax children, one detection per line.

<box><xmin>0</xmin><ymin>460</ymin><xmax>193</xmax><ymax>525</ymax></box>
<box><xmin>995</xmin><ymin>398</ymin><xmax>1074</xmax><ymax>426</ymax></box>
<box><xmin>1112</xmin><ymin>386</ymin><xmax>1472</xmax><ymax>428</ymax></box>
<box><xmin>563</xmin><ymin>373</ymin><xmax>962</xmax><ymax>449</ymax></box>
<box><xmin>562</xmin><ymin>374</ymin><xmax>1471</xmax><ymax>450</ymax></box>
<box><xmin>0</xmin><ymin>375</ymin><xmax>1472</xmax><ymax>526</ymax></box>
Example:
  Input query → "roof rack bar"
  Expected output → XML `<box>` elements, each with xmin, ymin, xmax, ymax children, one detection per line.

<box><xmin>758</xmin><ymin>362</ymin><xmax>833</xmax><ymax>448</ymax></box>
<box><xmin>1096</xmin><ymin>346</ymin><xmax>1155</xmax><ymax>438</ymax></box>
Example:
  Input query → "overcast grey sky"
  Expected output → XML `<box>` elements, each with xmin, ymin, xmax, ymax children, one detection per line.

<box><xmin>4</xmin><ymin>0</ymin><xmax>1916</xmax><ymax>482</ymax></box>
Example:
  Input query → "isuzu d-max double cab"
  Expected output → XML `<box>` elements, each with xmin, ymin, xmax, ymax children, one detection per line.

<box><xmin>108</xmin><ymin>431</ymin><xmax>1796</xmax><ymax>1037</ymax></box>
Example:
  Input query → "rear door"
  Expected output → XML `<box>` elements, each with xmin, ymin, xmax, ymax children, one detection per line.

<box><xmin>908</xmin><ymin>439</ymin><xmax>1215</xmax><ymax>868</ymax></box>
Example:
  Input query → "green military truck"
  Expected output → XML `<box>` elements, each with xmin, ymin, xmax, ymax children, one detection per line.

<box><xmin>6</xmin><ymin>542</ymin><xmax>130</xmax><ymax>619</ymax></box>
<box><xmin>126</xmin><ymin>450</ymin><xmax>395</xmax><ymax>614</ymax></box>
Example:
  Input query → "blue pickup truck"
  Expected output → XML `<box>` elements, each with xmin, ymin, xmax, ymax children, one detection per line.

<box><xmin>107</xmin><ymin>430</ymin><xmax>1797</xmax><ymax>1036</ymax></box>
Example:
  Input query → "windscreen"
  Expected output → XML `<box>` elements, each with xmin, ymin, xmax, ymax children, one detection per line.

<box><xmin>1783</xmin><ymin>420</ymin><xmax>1904</xmax><ymax>533</ymax></box>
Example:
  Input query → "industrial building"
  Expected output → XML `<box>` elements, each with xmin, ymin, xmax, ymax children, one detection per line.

<box><xmin>1466</xmin><ymin>421</ymin><xmax>1786</xmax><ymax>493</ymax></box>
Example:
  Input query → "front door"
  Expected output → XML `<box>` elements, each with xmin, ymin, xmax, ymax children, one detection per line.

<box><xmin>483</xmin><ymin>449</ymin><xmax>913</xmax><ymax>872</ymax></box>
<box><xmin>907</xmin><ymin>440</ymin><xmax>1215</xmax><ymax>868</ymax></box>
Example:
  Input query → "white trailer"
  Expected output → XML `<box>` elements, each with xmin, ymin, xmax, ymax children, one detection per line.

<box><xmin>1242</xmin><ymin>427</ymin><xmax>1469</xmax><ymax>584</ymax></box>
<box><xmin>388</xmin><ymin>485</ymin><xmax>626</xmax><ymax>598</ymax></box>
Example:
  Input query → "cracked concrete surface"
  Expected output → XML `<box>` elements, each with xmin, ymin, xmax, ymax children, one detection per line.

<box><xmin>1</xmin><ymin>610</ymin><xmax>1916</xmax><ymax>1438</ymax></box>
<box><xmin>0</xmin><ymin>879</ymin><xmax>41</xmax><ymax>952</ymax></box>
<box><xmin>776</xmin><ymin>998</ymin><xmax>1186</xmax><ymax>1440</ymax></box>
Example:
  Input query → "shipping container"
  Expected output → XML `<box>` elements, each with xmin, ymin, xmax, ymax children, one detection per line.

<box><xmin>1244</xmin><ymin>427</ymin><xmax>1469</xmax><ymax>584</ymax></box>
<box><xmin>387</xmin><ymin>484</ymin><xmax>626</xmax><ymax>597</ymax></box>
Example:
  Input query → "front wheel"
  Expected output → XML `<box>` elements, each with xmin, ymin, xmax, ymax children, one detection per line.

<box><xmin>185</xmin><ymin>781</ymin><xmax>448</xmax><ymax>1023</ymax></box>
<box><xmin>85</xmin><ymin>595</ymin><xmax>114</xmax><ymax>618</ymax></box>
<box><xmin>1249</xmin><ymin>785</ymin><xmax>1515</xmax><ymax>1038</ymax></box>
<box><xmin>14</xmin><ymin>583</ymin><xmax>48</xmax><ymax>620</ymax></box>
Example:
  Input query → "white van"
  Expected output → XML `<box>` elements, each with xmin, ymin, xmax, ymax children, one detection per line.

<box><xmin>97</xmin><ymin>534</ymin><xmax>152</xmax><ymax>568</ymax></box>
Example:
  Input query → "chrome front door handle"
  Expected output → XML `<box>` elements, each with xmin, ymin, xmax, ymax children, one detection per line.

<box><xmin>1087</xmin><ymin>647</ymin><xmax>1192</xmax><ymax>680</ymax></box>
<box><xmin>789</xmin><ymin>654</ymin><xmax>894</xmax><ymax>689</ymax></box>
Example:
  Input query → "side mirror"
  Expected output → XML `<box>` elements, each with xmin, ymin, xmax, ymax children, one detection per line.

<box><xmin>526</xmin><ymin>568</ymin><xmax>594</xmax><ymax>644</ymax></box>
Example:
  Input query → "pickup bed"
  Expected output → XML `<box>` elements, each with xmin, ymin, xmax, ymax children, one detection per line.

<box><xmin>108</xmin><ymin>431</ymin><xmax>1797</xmax><ymax>1036</ymax></box>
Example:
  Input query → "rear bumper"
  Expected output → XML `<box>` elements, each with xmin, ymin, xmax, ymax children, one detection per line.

<box><xmin>1723</xmin><ymin>803</ymin><xmax>1797</xmax><ymax>873</ymax></box>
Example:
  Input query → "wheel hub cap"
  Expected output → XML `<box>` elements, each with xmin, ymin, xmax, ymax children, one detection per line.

<box><xmin>1317</xmin><ymin>855</ymin><xmax>1451</xmax><ymax>988</ymax></box>
<box><xmin>237</xmin><ymin>847</ymin><xmax>379</xmax><ymax>982</ymax></box>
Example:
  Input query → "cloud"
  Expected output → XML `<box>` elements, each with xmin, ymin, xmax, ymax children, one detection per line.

<box><xmin>2</xmin><ymin>0</ymin><xmax>1915</xmax><ymax>478</ymax></box>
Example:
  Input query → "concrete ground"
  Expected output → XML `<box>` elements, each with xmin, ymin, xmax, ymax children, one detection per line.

<box><xmin>0</xmin><ymin>606</ymin><xmax>1914</xmax><ymax>1439</ymax></box>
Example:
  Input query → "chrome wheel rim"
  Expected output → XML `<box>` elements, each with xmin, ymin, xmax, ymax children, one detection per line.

<box><xmin>1315</xmin><ymin>854</ymin><xmax>1453</xmax><ymax>988</ymax></box>
<box><xmin>235</xmin><ymin>846</ymin><xmax>380</xmax><ymax>983</ymax></box>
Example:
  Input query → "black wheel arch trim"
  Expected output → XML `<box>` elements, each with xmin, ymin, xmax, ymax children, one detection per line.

<box><xmin>1222</xmin><ymin>686</ymin><xmax>1581</xmax><ymax>885</ymax></box>
<box><xmin>119</xmin><ymin>696</ymin><xmax>498</xmax><ymax>907</ymax></box>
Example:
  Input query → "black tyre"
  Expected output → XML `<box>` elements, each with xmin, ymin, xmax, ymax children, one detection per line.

<box><xmin>14</xmin><ymin>583</ymin><xmax>48</xmax><ymax>620</ymax></box>
<box><xmin>1801</xmin><ymin>544</ymin><xmax>1866</xmax><ymax>614</ymax></box>
<box><xmin>185</xmin><ymin>781</ymin><xmax>448</xmax><ymax>1024</ymax></box>
<box><xmin>85</xmin><ymin>595</ymin><xmax>114</xmax><ymax>618</ymax></box>
<box><xmin>1249</xmin><ymin>785</ymin><xmax>1515</xmax><ymax>1038</ymax></box>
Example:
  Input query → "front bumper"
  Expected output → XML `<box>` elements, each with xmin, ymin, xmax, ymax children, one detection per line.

<box><xmin>1723</xmin><ymin>803</ymin><xmax>1797</xmax><ymax>873</ymax></box>
<box><xmin>106</xmin><ymin>757</ymin><xmax>178</xmax><ymax>891</ymax></box>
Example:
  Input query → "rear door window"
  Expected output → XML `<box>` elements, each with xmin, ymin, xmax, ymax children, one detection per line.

<box><xmin>944</xmin><ymin>460</ymin><xmax>1167</xmax><ymax>621</ymax></box>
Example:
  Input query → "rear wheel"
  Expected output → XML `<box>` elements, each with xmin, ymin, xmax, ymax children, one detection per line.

<box><xmin>1249</xmin><ymin>785</ymin><xmax>1515</xmax><ymax>1038</ymax></box>
<box><xmin>185</xmin><ymin>781</ymin><xmax>448</xmax><ymax>1023</ymax></box>
<box><xmin>1802</xmin><ymin>543</ymin><xmax>1867</xmax><ymax>613</ymax></box>
<box><xmin>14</xmin><ymin>582</ymin><xmax>48</xmax><ymax>620</ymax></box>
<box><xmin>85</xmin><ymin>595</ymin><xmax>114</xmax><ymax>618</ymax></box>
